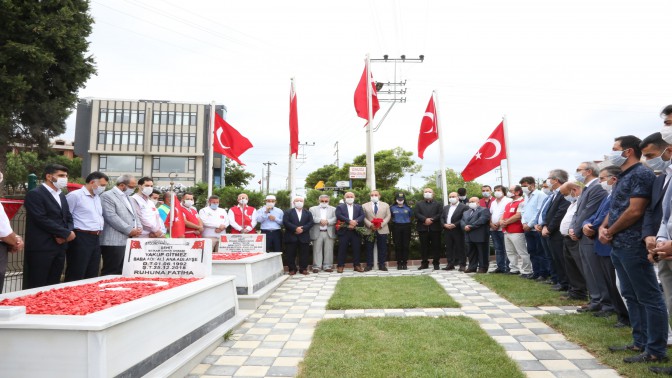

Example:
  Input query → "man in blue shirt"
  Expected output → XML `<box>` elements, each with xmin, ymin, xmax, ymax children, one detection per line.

<box><xmin>520</xmin><ymin>176</ymin><xmax>547</xmax><ymax>279</ymax></box>
<box><xmin>600</xmin><ymin>135</ymin><xmax>667</xmax><ymax>363</ymax></box>
<box><xmin>257</xmin><ymin>195</ymin><xmax>284</xmax><ymax>252</ymax></box>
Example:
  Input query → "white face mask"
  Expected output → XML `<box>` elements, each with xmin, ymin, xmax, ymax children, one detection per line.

<box><xmin>546</xmin><ymin>179</ymin><xmax>553</xmax><ymax>187</ymax></box>
<box><xmin>645</xmin><ymin>149</ymin><xmax>671</xmax><ymax>172</ymax></box>
<box><xmin>183</xmin><ymin>199</ymin><xmax>194</xmax><ymax>208</ymax></box>
<box><xmin>266</xmin><ymin>202</ymin><xmax>275</xmax><ymax>208</ymax></box>
<box><xmin>506</xmin><ymin>192</ymin><xmax>514</xmax><ymax>198</ymax></box>
<box><xmin>345</xmin><ymin>197</ymin><xmax>355</xmax><ymax>205</ymax></box>
<box><xmin>294</xmin><ymin>201</ymin><xmax>304</xmax><ymax>209</ymax></box>
<box><xmin>142</xmin><ymin>186</ymin><xmax>153</xmax><ymax>196</ymax></box>
<box><xmin>468</xmin><ymin>202</ymin><xmax>479</xmax><ymax>210</ymax></box>
<box><xmin>482</xmin><ymin>191</ymin><xmax>491</xmax><ymax>198</ymax></box>
<box><xmin>493</xmin><ymin>191</ymin><xmax>503</xmax><ymax>199</ymax></box>
<box><xmin>458</xmin><ymin>196</ymin><xmax>467</xmax><ymax>200</ymax></box>
<box><xmin>396</xmin><ymin>200</ymin><xmax>404</xmax><ymax>205</ymax></box>
<box><xmin>370</xmin><ymin>196</ymin><xmax>379</xmax><ymax>203</ymax></box>
<box><xmin>151</xmin><ymin>199</ymin><xmax>159</xmax><ymax>206</ymax></box>
<box><xmin>93</xmin><ymin>186</ymin><xmax>105</xmax><ymax>196</ymax></box>
<box><xmin>53</xmin><ymin>177</ymin><xmax>68</xmax><ymax>190</ymax></box>
<box><xmin>601</xmin><ymin>181</ymin><xmax>612</xmax><ymax>192</ymax></box>
<box><xmin>124</xmin><ymin>187</ymin><xmax>135</xmax><ymax>196</ymax></box>
<box><xmin>542</xmin><ymin>188</ymin><xmax>551</xmax><ymax>195</ymax></box>
<box><xmin>239</xmin><ymin>199</ymin><xmax>248</xmax><ymax>206</ymax></box>
<box><xmin>574</xmin><ymin>171</ymin><xmax>586</xmax><ymax>184</ymax></box>
<box><xmin>448</xmin><ymin>197</ymin><xmax>458</xmax><ymax>204</ymax></box>
<box><xmin>521</xmin><ymin>186</ymin><xmax>530</xmax><ymax>195</ymax></box>
<box><xmin>319</xmin><ymin>202</ymin><xmax>329</xmax><ymax>208</ymax></box>
<box><xmin>564</xmin><ymin>194</ymin><xmax>577</xmax><ymax>203</ymax></box>
<box><xmin>423</xmin><ymin>192</ymin><xmax>433</xmax><ymax>200</ymax></box>
<box><xmin>661</xmin><ymin>126</ymin><xmax>672</xmax><ymax>144</ymax></box>
<box><xmin>605</xmin><ymin>150</ymin><xmax>627</xmax><ymax>167</ymax></box>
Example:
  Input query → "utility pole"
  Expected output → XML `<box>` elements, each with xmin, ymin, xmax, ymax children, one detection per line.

<box><xmin>295</xmin><ymin>142</ymin><xmax>315</xmax><ymax>169</ymax></box>
<box><xmin>334</xmin><ymin>141</ymin><xmax>340</xmax><ymax>168</ymax></box>
<box><xmin>263</xmin><ymin>161</ymin><xmax>277</xmax><ymax>194</ymax></box>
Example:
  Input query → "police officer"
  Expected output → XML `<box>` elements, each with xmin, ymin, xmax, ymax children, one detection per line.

<box><xmin>390</xmin><ymin>192</ymin><xmax>413</xmax><ymax>270</ymax></box>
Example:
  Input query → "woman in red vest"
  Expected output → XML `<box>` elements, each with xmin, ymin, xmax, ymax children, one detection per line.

<box><xmin>501</xmin><ymin>185</ymin><xmax>533</xmax><ymax>277</ymax></box>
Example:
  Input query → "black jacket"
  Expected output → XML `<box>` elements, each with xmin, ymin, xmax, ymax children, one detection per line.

<box><xmin>414</xmin><ymin>200</ymin><xmax>443</xmax><ymax>232</ymax></box>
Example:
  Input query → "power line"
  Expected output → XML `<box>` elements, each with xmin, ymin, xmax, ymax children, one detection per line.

<box><xmin>262</xmin><ymin>161</ymin><xmax>277</xmax><ymax>194</ymax></box>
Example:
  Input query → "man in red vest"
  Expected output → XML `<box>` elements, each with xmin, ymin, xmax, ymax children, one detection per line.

<box><xmin>228</xmin><ymin>193</ymin><xmax>257</xmax><ymax>234</ymax></box>
<box><xmin>501</xmin><ymin>185</ymin><xmax>532</xmax><ymax>277</ymax></box>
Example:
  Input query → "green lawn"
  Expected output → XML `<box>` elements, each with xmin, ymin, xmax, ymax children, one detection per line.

<box><xmin>541</xmin><ymin>313</ymin><xmax>669</xmax><ymax>377</ymax></box>
<box><xmin>472</xmin><ymin>273</ymin><xmax>585</xmax><ymax>307</ymax></box>
<box><xmin>326</xmin><ymin>275</ymin><xmax>459</xmax><ymax>310</ymax></box>
<box><xmin>298</xmin><ymin>317</ymin><xmax>524</xmax><ymax>378</ymax></box>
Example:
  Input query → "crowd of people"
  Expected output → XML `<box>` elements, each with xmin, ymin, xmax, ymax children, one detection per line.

<box><xmin>3</xmin><ymin>105</ymin><xmax>672</xmax><ymax>373</ymax></box>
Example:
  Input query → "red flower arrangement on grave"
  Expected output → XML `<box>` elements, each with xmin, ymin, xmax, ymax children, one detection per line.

<box><xmin>212</xmin><ymin>252</ymin><xmax>263</xmax><ymax>261</ymax></box>
<box><xmin>0</xmin><ymin>277</ymin><xmax>198</xmax><ymax>316</ymax></box>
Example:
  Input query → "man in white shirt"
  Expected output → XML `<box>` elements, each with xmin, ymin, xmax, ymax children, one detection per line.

<box><xmin>199</xmin><ymin>195</ymin><xmax>228</xmax><ymax>251</ymax></box>
<box><xmin>490</xmin><ymin>185</ymin><xmax>512</xmax><ymax>273</ymax></box>
<box><xmin>131</xmin><ymin>177</ymin><xmax>165</xmax><ymax>239</ymax></box>
<box><xmin>0</xmin><ymin>171</ymin><xmax>24</xmax><ymax>293</ymax></box>
<box><xmin>558</xmin><ymin>182</ymin><xmax>588</xmax><ymax>303</ymax></box>
<box><xmin>309</xmin><ymin>195</ymin><xmax>336</xmax><ymax>272</ymax></box>
<box><xmin>228</xmin><ymin>193</ymin><xmax>257</xmax><ymax>234</ymax></box>
<box><xmin>65</xmin><ymin>171</ymin><xmax>108</xmax><ymax>282</ymax></box>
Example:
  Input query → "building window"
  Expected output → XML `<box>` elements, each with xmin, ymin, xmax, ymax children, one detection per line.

<box><xmin>97</xmin><ymin>131</ymin><xmax>106</xmax><ymax>144</ymax></box>
<box><xmin>130</xmin><ymin>110</ymin><xmax>145</xmax><ymax>124</ymax></box>
<box><xmin>152</xmin><ymin>156</ymin><xmax>196</xmax><ymax>173</ymax></box>
<box><xmin>99</xmin><ymin>109</ymin><xmax>108</xmax><ymax>123</ymax></box>
<box><xmin>98</xmin><ymin>155</ymin><xmax>143</xmax><ymax>173</ymax></box>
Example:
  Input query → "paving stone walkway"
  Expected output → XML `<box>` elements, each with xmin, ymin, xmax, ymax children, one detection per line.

<box><xmin>188</xmin><ymin>269</ymin><xmax>621</xmax><ymax>378</ymax></box>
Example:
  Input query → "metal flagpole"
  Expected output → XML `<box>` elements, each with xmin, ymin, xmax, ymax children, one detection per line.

<box><xmin>365</xmin><ymin>53</ymin><xmax>376</xmax><ymax>190</ymax></box>
<box><xmin>434</xmin><ymin>90</ymin><xmax>448</xmax><ymax>206</ymax></box>
<box><xmin>207</xmin><ymin>101</ymin><xmax>216</xmax><ymax>198</ymax></box>
<box><xmin>502</xmin><ymin>115</ymin><xmax>512</xmax><ymax>187</ymax></box>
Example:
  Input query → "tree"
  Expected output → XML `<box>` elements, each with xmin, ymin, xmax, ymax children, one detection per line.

<box><xmin>0</xmin><ymin>1</ymin><xmax>96</xmax><ymax>187</ymax></box>
<box><xmin>304</xmin><ymin>164</ymin><xmax>340</xmax><ymax>189</ymax></box>
<box><xmin>421</xmin><ymin>168</ymin><xmax>485</xmax><ymax>202</ymax></box>
<box><xmin>3</xmin><ymin>151</ymin><xmax>83</xmax><ymax>193</ymax></box>
<box><xmin>223</xmin><ymin>158</ymin><xmax>255</xmax><ymax>188</ymax></box>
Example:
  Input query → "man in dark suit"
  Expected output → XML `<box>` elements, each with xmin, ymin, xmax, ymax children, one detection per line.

<box><xmin>23</xmin><ymin>164</ymin><xmax>75</xmax><ymax>289</ymax></box>
<box><xmin>541</xmin><ymin>169</ymin><xmax>571</xmax><ymax>292</ymax></box>
<box><xmin>283</xmin><ymin>196</ymin><xmax>313</xmax><ymax>275</ymax></box>
<box><xmin>415</xmin><ymin>188</ymin><xmax>444</xmax><ymax>270</ymax></box>
<box><xmin>461</xmin><ymin>197</ymin><xmax>491</xmax><ymax>273</ymax></box>
<box><xmin>442</xmin><ymin>192</ymin><xmax>467</xmax><ymax>271</ymax></box>
<box><xmin>570</xmin><ymin>162</ymin><xmax>609</xmax><ymax>312</ymax></box>
<box><xmin>335</xmin><ymin>191</ymin><xmax>365</xmax><ymax>273</ymax></box>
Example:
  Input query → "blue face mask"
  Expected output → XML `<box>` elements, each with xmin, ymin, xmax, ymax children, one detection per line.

<box><xmin>606</xmin><ymin>150</ymin><xmax>627</xmax><ymax>167</ymax></box>
<box><xmin>210</xmin><ymin>203</ymin><xmax>219</xmax><ymax>210</ymax></box>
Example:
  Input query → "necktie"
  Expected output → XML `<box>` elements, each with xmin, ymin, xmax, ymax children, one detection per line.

<box><xmin>374</xmin><ymin>203</ymin><xmax>378</xmax><ymax>215</ymax></box>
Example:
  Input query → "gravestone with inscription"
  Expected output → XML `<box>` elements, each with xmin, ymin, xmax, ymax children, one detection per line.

<box><xmin>123</xmin><ymin>238</ymin><xmax>212</xmax><ymax>277</ymax></box>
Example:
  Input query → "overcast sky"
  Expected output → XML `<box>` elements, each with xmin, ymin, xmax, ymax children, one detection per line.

<box><xmin>64</xmin><ymin>0</ymin><xmax>672</xmax><ymax>192</ymax></box>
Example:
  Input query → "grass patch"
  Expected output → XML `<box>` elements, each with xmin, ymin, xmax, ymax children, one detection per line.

<box><xmin>326</xmin><ymin>275</ymin><xmax>459</xmax><ymax>310</ymax></box>
<box><xmin>472</xmin><ymin>273</ymin><xmax>584</xmax><ymax>307</ymax></box>
<box><xmin>541</xmin><ymin>313</ymin><xmax>668</xmax><ymax>377</ymax></box>
<box><xmin>298</xmin><ymin>316</ymin><xmax>524</xmax><ymax>378</ymax></box>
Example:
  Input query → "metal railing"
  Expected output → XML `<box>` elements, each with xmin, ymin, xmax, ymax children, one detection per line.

<box><xmin>3</xmin><ymin>207</ymin><xmax>25</xmax><ymax>293</ymax></box>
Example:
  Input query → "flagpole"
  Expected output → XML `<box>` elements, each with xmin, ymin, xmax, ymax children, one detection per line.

<box><xmin>207</xmin><ymin>101</ymin><xmax>216</xmax><ymax>198</ymax></box>
<box><xmin>502</xmin><ymin>115</ymin><xmax>512</xmax><ymax>187</ymax></box>
<box><xmin>289</xmin><ymin>77</ymin><xmax>297</xmax><ymax>200</ymax></box>
<box><xmin>434</xmin><ymin>90</ymin><xmax>448</xmax><ymax>206</ymax></box>
<box><xmin>365</xmin><ymin>53</ymin><xmax>376</xmax><ymax>190</ymax></box>
<box><xmin>169</xmin><ymin>192</ymin><xmax>175</xmax><ymax>238</ymax></box>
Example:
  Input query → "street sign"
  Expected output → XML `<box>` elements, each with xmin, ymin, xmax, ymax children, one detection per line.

<box><xmin>349</xmin><ymin>166</ymin><xmax>366</xmax><ymax>179</ymax></box>
<box><xmin>335</xmin><ymin>181</ymin><xmax>350</xmax><ymax>188</ymax></box>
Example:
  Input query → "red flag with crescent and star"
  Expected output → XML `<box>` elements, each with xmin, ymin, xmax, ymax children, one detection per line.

<box><xmin>353</xmin><ymin>64</ymin><xmax>380</xmax><ymax>125</ymax></box>
<box><xmin>461</xmin><ymin>121</ymin><xmax>507</xmax><ymax>181</ymax></box>
<box><xmin>212</xmin><ymin>113</ymin><xmax>253</xmax><ymax>165</ymax></box>
<box><xmin>289</xmin><ymin>80</ymin><xmax>299</xmax><ymax>157</ymax></box>
<box><xmin>417</xmin><ymin>95</ymin><xmax>438</xmax><ymax>159</ymax></box>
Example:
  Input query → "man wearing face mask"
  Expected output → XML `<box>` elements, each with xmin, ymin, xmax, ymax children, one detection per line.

<box><xmin>501</xmin><ymin>185</ymin><xmax>531</xmax><ymax>276</ymax></box>
<box><xmin>442</xmin><ymin>192</ymin><xmax>467</xmax><ymax>271</ymax></box>
<box><xmin>558</xmin><ymin>182</ymin><xmax>589</xmax><ymax>302</ymax></box>
<box><xmin>489</xmin><ymin>185</ymin><xmax>512</xmax><ymax>273</ymax></box>
<box><xmin>100</xmin><ymin>174</ymin><xmax>143</xmax><ymax>276</ymax></box>
<box><xmin>520</xmin><ymin>176</ymin><xmax>548</xmax><ymax>280</ymax></box>
<box><xmin>479</xmin><ymin>185</ymin><xmax>493</xmax><ymax>209</ymax></box>
<box><xmin>131</xmin><ymin>177</ymin><xmax>165</xmax><ymax>239</ymax></box>
<box><xmin>390</xmin><ymin>193</ymin><xmax>413</xmax><ymax>270</ymax></box>
<box><xmin>23</xmin><ymin>164</ymin><xmax>75</xmax><ymax>289</ymax></box>
<box><xmin>229</xmin><ymin>193</ymin><xmax>257</xmax><ymax>234</ymax></box>
<box><xmin>199</xmin><ymin>195</ymin><xmax>229</xmax><ymax>251</ymax></box>
<box><xmin>257</xmin><ymin>195</ymin><xmax>284</xmax><ymax>252</ymax></box>
<box><xmin>283</xmin><ymin>196</ymin><xmax>313</xmax><ymax>275</ymax></box>
<box><xmin>599</xmin><ymin>135</ymin><xmax>667</xmax><ymax>364</ymax></box>
<box><xmin>641</xmin><ymin>133</ymin><xmax>671</xmax><ymax>256</ymax></box>
<box><xmin>182</xmin><ymin>193</ymin><xmax>203</xmax><ymax>238</ymax></box>
<box><xmin>415</xmin><ymin>188</ymin><xmax>444</xmax><ymax>270</ymax></box>
<box><xmin>64</xmin><ymin>171</ymin><xmax>109</xmax><ymax>282</ymax></box>
<box><xmin>583</xmin><ymin>166</ymin><xmax>630</xmax><ymax>329</ymax></box>
<box><xmin>362</xmin><ymin>190</ymin><xmax>392</xmax><ymax>271</ymax></box>
<box><xmin>461</xmin><ymin>197</ymin><xmax>491</xmax><ymax>273</ymax></box>
<box><xmin>457</xmin><ymin>188</ymin><xmax>469</xmax><ymax>205</ymax></box>
<box><xmin>571</xmin><ymin>162</ymin><xmax>610</xmax><ymax>314</ymax></box>
<box><xmin>540</xmin><ymin>170</ymin><xmax>571</xmax><ymax>292</ymax></box>
<box><xmin>335</xmin><ymin>192</ymin><xmax>365</xmax><ymax>273</ymax></box>
<box><xmin>309</xmin><ymin>195</ymin><xmax>336</xmax><ymax>273</ymax></box>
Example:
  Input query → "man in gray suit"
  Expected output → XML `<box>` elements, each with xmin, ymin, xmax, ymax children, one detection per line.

<box><xmin>570</xmin><ymin>162</ymin><xmax>610</xmax><ymax>313</ymax></box>
<box><xmin>362</xmin><ymin>190</ymin><xmax>392</xmax><ymax>271</ymax></box>
<box><xmin>100</xmin><ymin>174</ymin><xmax>142</xmax><ymax>275</ymax></box>
<box><xmin>309</xmin><ymin>195</ymin><xmax>337</xmax><ymax>273</ymax></box>
<box><xmin>461</xmin><ymin>197</ymin><xmax>492</xmax><ymax>273</ymax></box>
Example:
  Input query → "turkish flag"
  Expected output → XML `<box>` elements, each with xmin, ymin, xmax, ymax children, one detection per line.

<box><xmin>289</xmin><ymin>81</ymin><xmax>299</xmax><ymax>157</ymax></box>
<box><xmin>461</xmin><ymin>121</ymin><xmax>507</xmax><ymax>182</ymax></box>
<box><xmin>165</xmin><ymin>193</ymin><xmax>186</xmax><ymax>238</ymax></box>
<box><xmin>213</xmin><ymin>113</ymin><xmax>253</xmax><ymax>165</ymax></box>
<box><xmin>417</xmin><ymin>95</ymin><xmax>438</xmax><ymax>159</ymax></box>
<box><xmin>354</xmin><ymin>64</ymin><xmax>380</xmax><ymax>124</ymax></box>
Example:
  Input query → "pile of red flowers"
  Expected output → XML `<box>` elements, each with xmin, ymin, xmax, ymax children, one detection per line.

<box><xmin>212</xmin><ymin>252</ymin><xmax>262</xmax><ymax>261</ymax></box>
<box><xmin>0</xmin><ymin>277</ymin><xmax>198</xmax><ymax>316</ymax></box>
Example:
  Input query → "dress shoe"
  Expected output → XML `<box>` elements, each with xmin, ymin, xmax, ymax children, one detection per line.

<box><xmin>544</xmin><ymin>279</ymin><xmax>555</xmax><ymax>285</ymax></box>
<box><xmin>300</xmin><ymin>269</ymin><xmax>309</xmax><ymax>275</ymax></box>
<box><xmin>288</xmin><ymin>270</ymin><xmax>296</xmax><ymax>276</ymax></box>
<box><xmin>402</xmin><ymin>264</ymin><xmax>408</xmax><ymax>270</ymax></box>
<box><xmin>312</xmin><ymin>269</ymin><xmax>320</xmax><ymax>273</ymax></box>
<box><xmin>492</xmin><ymin>268</ymin><xmax>506</xmax><ymax>273</ymax></box>
<box><xmin>577</xmin><ymin>305</ymin><xmax>601</xmax><ymax>313</ymax></box>
<box><xmin>562</xmin><ymin>293</ymin><xmax>586</xmax><ymax>301</ymax></box>
<box><xmin>614</xmin><ymin>321</ymin><xmax>630</xmax><ymax>328</ymax></box>
<box><xmin>458</xmin><ymin>265</ymin><xmax>466</xmax><ymax>272</ymax></box>
<box><xmin>379</xmin><ymin>265</ymin><xmax>388</xmax><ymax>271</ymax></box>
<box><xmin>593</xmin><ymin>310</ymin><xmax>615</xmax><ymax>318</ymax></box>
<box><xmin>649</xmin><ymin>366</ymin><xmax>672</xmax><ymax>375</ymax></box>
<box><xmin>551</xmin><ymin>285</ymin><xmax>569</xmax><ymax>291</ymax></box>
<box><xmin>337</xmin><ymin>267</ymin><xmax>344</xmax><ymax>273</ymax></box>
<box><xmin>397</xmin><ymin>264</ymin><xmax>403</xmax><ymax>271</ymax></box>
<box><xmin>623</xmin><ymin>352</ymin><xmax>669</xmax><ymax>363</ymax></box>
<box><xmin>364</xmin><ymin>266</ymin><xmax>373</xmax><ymax>272</ymax></box>
<box><xmin>509</xmin><ymin>271</ymin><xmax>520</xmax><ymax>275</ymax></box>
<box><xmin>353</xmin><ymin>265</ymin><xmax>364</xmax><ymax>272</ymax></box>
<box><xmin>520</xmin><ymin>273</ymin><xmax>535</xmax><ymax>279</ymax></box>
<box><xmin>418</xmin><ymin>263</ymin><xmax>429</xmax><ymax>270</ymax></box>
<box><xmin>535</xmin><ymin>276</ymin><xmax>549</xmax><ymax>282</ymax></box>
<box><xmin>433</xmin><ymin>264</ymin><xmax>440</xmax><ymax>270</ymax></box>
<box><xmin>442</xmin><ymin>265</ymin><xmax>455</xmax><ymax>271</ymax></box>
<box><xmin>609</xmin><ymin>344</ymin><xmax>641</xmax><ymax>352</ymax></box>
<box><xmin>464</xmin><ymin>268</ymin><xmax>477</xmax><ymax>273</ymax></box>
<box><xmin>325</xmin><ymin>268</ymin><xmax>334</xmax><ymax>273</ymax></box>
<box><xmin>477</xmin><ymin>268</ymin><xmax>488</xmax><ymax>273</ymax></box>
